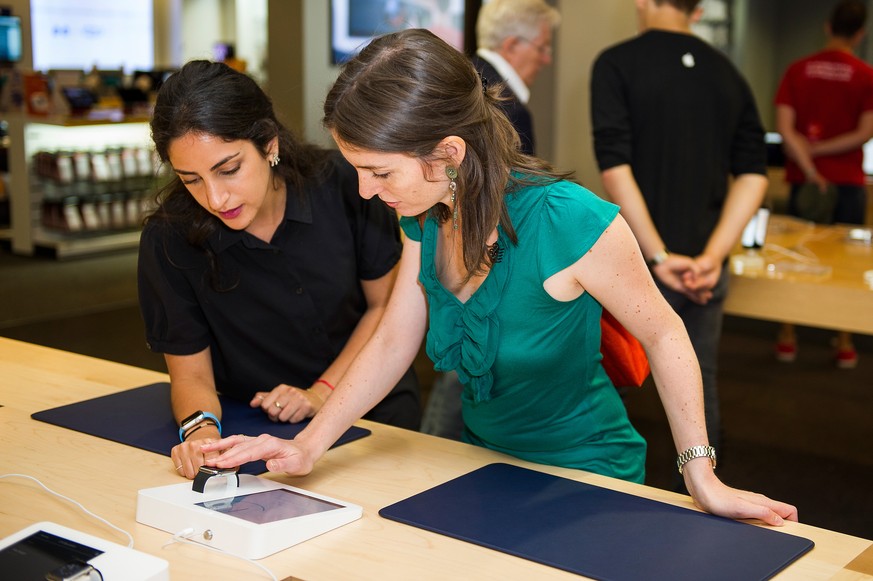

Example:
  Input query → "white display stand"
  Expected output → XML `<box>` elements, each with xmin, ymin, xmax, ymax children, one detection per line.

<box><xmin>0</xmin><ymin>521</ymin><xmax>169</xmax><ymax>581</ymax></box>
<box><xmin>136</xmin><ymin>474</ymin><xmax>362</xmax><ymax>560</ymax></box>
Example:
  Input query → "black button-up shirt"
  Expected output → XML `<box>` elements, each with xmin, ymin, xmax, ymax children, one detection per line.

<box><xmin>138</xmin><ymin>154</ymin><xmax>412</xmax><ymax>409</ymax></box>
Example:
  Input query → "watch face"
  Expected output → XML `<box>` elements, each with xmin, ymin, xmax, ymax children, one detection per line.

<box><xmin>180</xmin><ymin>410</ymin><xmax>204</xmax><ymax>428</ymax></box>
<box><xmin>198</xmin><ymin>466</ymin><xmax>237</xmax><ymax>477</ymax></box>
<box><xmin>192</xmin><ymin>465</ymin><xmax>239</xmax><ymax>493</ymax></box>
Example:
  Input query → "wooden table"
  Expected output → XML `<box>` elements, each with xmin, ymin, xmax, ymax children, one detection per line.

<box><xmin>725</xmin><ymin>215</ymin><xmax>873</xmax><ymax>334</ymax></box>
<box><xmin>1</xmin><ymin>337</ymin><xmax>871</xmax><ymax>580</ymax></box>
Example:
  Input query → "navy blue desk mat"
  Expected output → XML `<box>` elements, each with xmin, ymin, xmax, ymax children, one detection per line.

<box><xmin>379</xmin><ymin>463</ymin><xmax>813</xmax><ymax>581</ymax></box>
<box><xmin>31</xmin><ymin>382</ymin><xmax>370</xmax><ymax>475</ymax></box>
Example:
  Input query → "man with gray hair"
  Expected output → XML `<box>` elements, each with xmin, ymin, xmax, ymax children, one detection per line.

<box><xmin>473</xmin><ymin>0</ymin><xmax>561</xmax><ymax>155</ymax></box>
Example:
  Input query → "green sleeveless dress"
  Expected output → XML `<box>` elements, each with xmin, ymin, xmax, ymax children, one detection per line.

<box><xmin>400</xmin><ymin>178</ymin><xmax>646</xmax><ymax>483</ymax></box>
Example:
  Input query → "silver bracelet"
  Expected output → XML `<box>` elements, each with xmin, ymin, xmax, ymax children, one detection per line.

<box><xmin>676</xmin><ymin>445</ymin><xmax>717</xmax><ymax>475</ymax></box>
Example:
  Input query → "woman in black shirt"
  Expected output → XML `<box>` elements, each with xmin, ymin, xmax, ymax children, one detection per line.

<box><xmin>138</xmin><ymin>60</ymin><xmax>419</xmax><ymax>479</ymax></box>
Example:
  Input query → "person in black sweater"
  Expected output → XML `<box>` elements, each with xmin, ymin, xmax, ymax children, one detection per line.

<box><xmin>591</xmin><ymin>0</ymin><xmax>768</xmax><ymax>465</ymax></box>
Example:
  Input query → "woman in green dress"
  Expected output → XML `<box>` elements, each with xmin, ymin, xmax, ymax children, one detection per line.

<box><xmin>204</xmin><ymin>29</ymin><xmax>797</xmax><ymax>525</ymax></box>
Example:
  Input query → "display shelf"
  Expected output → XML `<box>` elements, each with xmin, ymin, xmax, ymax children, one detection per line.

<box><xmin>30</xmin><ymin>227</ymin><xmax>142</xmax><ymax>258</ymax></box>
<box><xmin>4</xmin><ymin>113</ymin><xmax>154</xmax><ymax>257</ymax></box>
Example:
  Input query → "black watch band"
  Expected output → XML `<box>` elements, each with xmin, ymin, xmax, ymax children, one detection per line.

<box><xmin>192</xmin><ymin>465</ymin><xmax>239</xmax><ymax>493</ymax></box>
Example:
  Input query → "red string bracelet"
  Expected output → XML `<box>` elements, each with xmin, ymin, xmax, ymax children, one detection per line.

<box><xmin>315</xmin><ymin>378</ymin><xmax>335</xmax><ymax>390</ymax></box>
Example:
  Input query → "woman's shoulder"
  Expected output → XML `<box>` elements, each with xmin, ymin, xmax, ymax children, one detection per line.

<box><xmin>516</xmin><ymin>180</ymin><xmax>620</xmax><ymax>279</ymax></box>
<box><xmin>510</xmin><ymin>177</ymin><xmax>617</xmax><ymax>223</ymax></box>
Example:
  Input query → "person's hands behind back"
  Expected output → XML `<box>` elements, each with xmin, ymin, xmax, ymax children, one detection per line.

<box><xmin>679</xmin><ymin>253</ymin><xmax>722</xmax><ymax>304</ymax></box>
<box><xmin>652</xmin><ymin>253</ymin><xmax>713</xmax><ymax>304</ymax></box>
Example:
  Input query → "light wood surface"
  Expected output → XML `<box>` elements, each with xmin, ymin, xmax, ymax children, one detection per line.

<box><xmin>1</xmin><ymin>337</ymin><xmax>871</xmax><ymax>580</ymax></box>
<box><xmin>725</xmin><ymin>215</ymin><xmax>873</xmax><ymax>334</ymax></box>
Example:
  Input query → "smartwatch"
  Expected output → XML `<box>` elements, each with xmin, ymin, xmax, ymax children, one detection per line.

<box><xmin>192</xmin><ymin>465</ymin><xmax>239</xmax><ymax>493</ymax></box>
<box><xmin>45</xmin><ymin>560</ymin><xmax>96</xmax><ymax>581</ymax></box>
<box><xmin>178</xmin><ymin>410</ymin><xmax>222</xmax><ymax>442</ymax></box>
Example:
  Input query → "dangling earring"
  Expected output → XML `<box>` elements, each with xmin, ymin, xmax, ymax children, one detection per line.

<box><xmin>269</xmin><ymin>153</ymin><xmax>280</xmax><ymax>167</ymax></box>
<box><xmin>446</xmin><ymin>166</ymin><xmax>458</xmax><ymax>230</ymax></box>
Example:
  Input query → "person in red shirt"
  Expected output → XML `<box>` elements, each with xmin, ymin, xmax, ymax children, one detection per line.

<box><xmin>774</xmin><ymin>0</ymin><xmax>873</xmax><ymax>369</ymax></box>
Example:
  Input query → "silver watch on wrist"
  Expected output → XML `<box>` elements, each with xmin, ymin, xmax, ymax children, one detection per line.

<box><xmin>676</xmin><ymin>445</ymin><xmax>717</xmax><ymax>475</ymax></box>
<box><xmin>646</xmin><ymin>249</ymin><xmax>670</xmax><ymax>268</ymax></box>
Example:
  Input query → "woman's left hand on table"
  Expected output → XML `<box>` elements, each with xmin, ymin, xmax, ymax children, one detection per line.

<box><xmin>684</xmin><ymin>463</ymin><xmax>798</xmax><ymax>526</ymax></box>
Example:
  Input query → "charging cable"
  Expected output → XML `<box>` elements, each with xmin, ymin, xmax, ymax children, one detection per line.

<box><xmin>163</xmin><ymin>528</ymin><xmax>278</xmax><ymax>581</ymax></box>
<box><xmin>0</xmin><ymin>473</ymin><xmax>133</xmax><ymax>548</ymax></box>
<box><xmin>2</xmin><ymin>473</ymin><xmax>277</xmax><ymax>580</ymax></box>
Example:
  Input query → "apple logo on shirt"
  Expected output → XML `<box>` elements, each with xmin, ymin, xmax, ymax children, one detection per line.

<box><xmin>682</xmin><ymin>52</ymin><xmax>695</xmax><ymax>68</ymax></box>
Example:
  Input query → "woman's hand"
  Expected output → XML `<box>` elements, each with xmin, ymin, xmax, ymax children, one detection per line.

<box><xmin>201</xmin><ymin>434</ymin><xmax>316</xmax><ymax>476</ymax></box>
<box><xmin>170</xmin><ymin>423</ymin><xmax>222</xmax><ymax>479</ymax></box>
<box><xmin>250</xmin><ymin>384</ymin><xmax>326</xmax><ymax>423</ymax></box>
<box><xmin>683</xmin><ymin>461</ymin><xmax>798</xmax><ymax>526</ymax></box>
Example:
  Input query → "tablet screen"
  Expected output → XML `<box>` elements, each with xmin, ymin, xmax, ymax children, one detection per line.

<box><xmin>0</xmin><ymin>530</ymin><xmax>103</xmax><ymax>580</ymax></box>
<box><xmin>196</xmin><ymin>488</ymin><xmax>344</xmax><ymax>525</ymax></box>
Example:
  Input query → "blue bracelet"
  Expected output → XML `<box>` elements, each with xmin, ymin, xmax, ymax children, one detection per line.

<box><xmin>178</xmin><ymin>411</ymin><xmax>222</xmax><ymax>442</ymax></box>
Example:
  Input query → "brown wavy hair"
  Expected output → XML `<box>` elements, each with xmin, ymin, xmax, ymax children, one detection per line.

<box><xmin>323</xmin><ymin>28</ymin><xmax>572</xmax><ymax>277</ymax></box>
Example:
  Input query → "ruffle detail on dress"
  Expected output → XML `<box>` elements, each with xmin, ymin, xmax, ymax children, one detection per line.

<box><xmin>420</xmin><ymin>219</ymin><xmax>511</xmax><ymax>403</ymax></box>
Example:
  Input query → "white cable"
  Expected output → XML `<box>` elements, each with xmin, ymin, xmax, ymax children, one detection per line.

<box><xmin>3</xmin><ymin>473</ymin><xmax>277</xmax><ymax>579</ymax></box>
<box><xmin>762</xmin><ymin>242</ymin><xmax>819</xmax><ymax>264</ymax></box>
<box><xmin>162</xmin><ymin>529</ymin><xmax>278</xmax><ymax>581</ymax></box>
<box><xmin>0</xmin><ymin>473</ymin><xmax>134</xmax><ymax>548</ymax></box>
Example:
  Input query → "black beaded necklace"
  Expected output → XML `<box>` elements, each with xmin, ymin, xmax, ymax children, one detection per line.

<box><xmin>487</xmin><ymin>241</ymin><xmax>503</xmax><ymax>264</ymax></box>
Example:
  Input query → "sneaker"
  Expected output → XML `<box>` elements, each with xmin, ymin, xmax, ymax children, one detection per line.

<box><xmin>776</xmin><ymin>341</ymin><xmax>797</xmax><ymax>362</ymax></box>
<box><xmin>836</xmin><ymin>347</ymin><xmax>858</xmax><ymax>369</ymax></box>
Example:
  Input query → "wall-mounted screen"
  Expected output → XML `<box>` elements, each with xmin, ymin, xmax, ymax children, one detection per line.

<box><xmin>0</xmin><ymin>15</ymin><xmax>22</xmax><ymax>63</ymax></box>
<box><xmin>330</xmin><ymin>0</ymin><xmax>466</xmax><ymax>65</ymax></box>
<box><xmin>30</xmin><ymin>0</ymin><xmax>153</xmax><ymax>73</ymax></box>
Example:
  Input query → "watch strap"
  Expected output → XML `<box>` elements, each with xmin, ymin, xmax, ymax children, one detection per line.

<box><xmin>676</xmin><ymin>445</ymin><xmax>717</xmax><ymax>475</ymax></box>
<box><xmin>180</xmin><ymin>421</ymin><xmax>219</xmax><ymax>441</ymax></box>
<box><xmin>178</xmin><ymin>410</ymin><xmax>222</xmax><ymax>442</ymax></box>
<box><xmin>192</xmin><ymin>466</ymin><xmax>239</xmax><ymax>493</ymax></box>
<box><xmin>192</xmin><ymin>469</ymin><xmax>211</xmax><ymax>493</ymax></box>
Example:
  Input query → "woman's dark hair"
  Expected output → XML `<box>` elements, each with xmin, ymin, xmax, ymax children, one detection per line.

<box><xmin>147</xmin><ymin>60</ymin><xmax>328</xmax><ymax>287</ymax></box>
<box><xmin>323</xmin><ymin>28</ymin><xmax>570</xmax><ymax>276</ymax></box>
